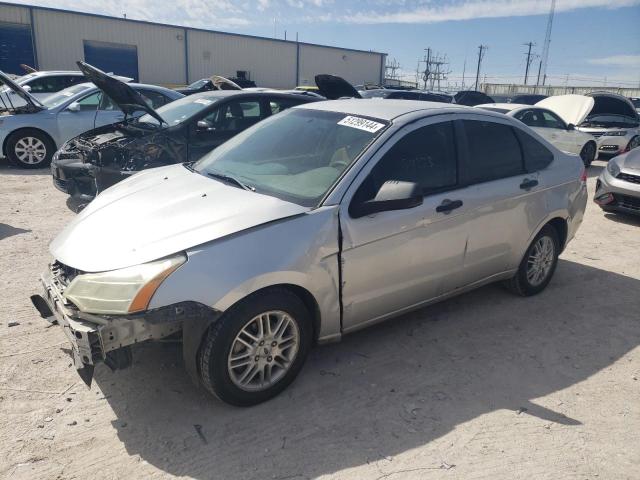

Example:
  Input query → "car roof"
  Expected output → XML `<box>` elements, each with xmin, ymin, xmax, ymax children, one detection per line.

<box><xmin>296</xmin><ymin>98</ymin><xmax>471</xmax><ymax>121</ymax></box>
<box><xmin>188</xmin><ymin>90</ymin><xmax>317</xmax><ymax>101</ymax></box>
<box><xmin>28</xmin><ymin>71</ymin><xmax>83</xmax><ymax>76</ymax></box>
<box><xmin>476</xmin><ymin>103</ymin><xmax>530</xmax><ymax>111</ymax></box>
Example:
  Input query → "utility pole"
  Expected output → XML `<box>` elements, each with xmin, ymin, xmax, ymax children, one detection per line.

<box><xmin>523</xmin><ymin>42</ymin><xmax>536</xmax><ymax>85</ymax></box>
<box><xmin>540</xmin><ymin>0</ymin><xmax>556</xmax><ymax>86</ymax></box>
<box><xmin>475</xmin><ymin>44</ymin><xmax>487</xmax><ymax>91</ymax></box>
<box><xmin>461</xmin><ymin>57</ymin><xmax>467</xmax><ymax>90</ymax></box>
<box><xmin>417</xmin><ymin>48</ymin><xmax>450</xmax><ymax>91</ymax></box>
<box><xmin>536</xmin><ymin>59</ymin><xmax>543</xmax><ymax>86</ymax></box>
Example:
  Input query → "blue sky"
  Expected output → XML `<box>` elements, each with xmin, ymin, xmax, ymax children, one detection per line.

<box><xmin>10</xmin><ymin>0</ymin><xmax>640</xmax><ymax>87</ymax></box>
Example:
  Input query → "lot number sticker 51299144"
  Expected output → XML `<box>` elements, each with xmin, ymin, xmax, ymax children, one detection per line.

<box><xmin>338</xmin><ymin>116</ymin><xmax>385</xmax><ymax>133</ymax></box>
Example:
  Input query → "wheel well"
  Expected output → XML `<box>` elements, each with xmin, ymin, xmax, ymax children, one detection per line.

<box><xmin>3</xmin><ymin>127</ymin><xmax>57</xmax><ymax>156</ymax></box>
<box><xmin>272</xmin><ymin>284</ymin><xmax>322</xmax><ymax>344</ymax></box>
<box><xmin>547</xmin><ymin>217</ymin><xmax>568</xmax><ymax>252</ymax></box>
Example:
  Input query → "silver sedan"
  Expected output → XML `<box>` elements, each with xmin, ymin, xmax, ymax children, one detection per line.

<box><xmin>594</xmin><ymin>147</ymin><xmax>640</xmax><ymax>215</ymax></box>
<box><xmin>33</xmin><ymin>99</ymin><xmax>588</xmax><ymax>406</ymax></box>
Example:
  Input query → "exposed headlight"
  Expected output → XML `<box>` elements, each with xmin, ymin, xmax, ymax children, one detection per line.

<box><xmin>603</xmin><ymin>131</ymin><xmax>627</xmax><ymax>137</ymax></box>
<box><xmin>607</xmin><ymin>160</ymin><xmax>621</xmax><ymax>177</ymax></box>
<box><xmin>64</xmin><ymin>253</ymin><xmax>186</xmax><ymax>314</ymax></box>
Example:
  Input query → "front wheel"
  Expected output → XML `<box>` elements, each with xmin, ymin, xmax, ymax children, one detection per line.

<box><xmin>199</xmin><ymin>288</ymin><xmax>312</xmax><ymax>406</ymax></box>
<box><xmin>579</xmin><ymin>142</ymin><xmax>596</xmax><ymax>167</ymax></box>
<box><xmin>504</xmin><ymin>225</ymin><xmax>560</xmax><ymax>296</ymax></box>
<box><xmin>6</xmin><ymin>129</ymin><xmax>56</xmax><ymax>169</ymax></box>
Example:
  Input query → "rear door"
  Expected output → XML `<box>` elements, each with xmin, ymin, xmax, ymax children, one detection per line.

<box><xmin>449</xmin><ymin>117</ymin><xmax>548</xmax><ymax>286</ymax></box>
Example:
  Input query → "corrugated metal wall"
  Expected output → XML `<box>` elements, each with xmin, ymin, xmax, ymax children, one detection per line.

<box><xmin>0</xmin><ymin>3</ymin><xmax>384</xmax><ymax>89</ymax></box>
<box><xmin>188</xmin><ymin>31</ymin><xmax>297</xmax><ymax>88</ymax></box>
<box><xmin>31</xmin><ymin>9</ymin><xmax>187</xmax><ymax>84</ymax></box>
<box><xmin>298</xmin><ymin>44</ymin><xmax>383</xmax><ymax>86</ymax></box>
<box><xmin>0</xmin><ymin>3</ymin><xmax>30</xmax><ymax>24</ymax></box>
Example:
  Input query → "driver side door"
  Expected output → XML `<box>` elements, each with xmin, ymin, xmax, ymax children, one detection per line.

<box><xmin>56</xmin><ymin>91</ymin><xmax>101</xmax><ymax>144</ymax></box>
<box><xmin>339</xmin><ymin>118</ymin><xmax>471</xmax><ymax>332</ymax></box>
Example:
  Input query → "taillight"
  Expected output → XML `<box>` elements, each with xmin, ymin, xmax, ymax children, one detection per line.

<box><xmin>580</xmin><ymin>168</ymin><xmax>587</xmax><ymax>184</ymax></box>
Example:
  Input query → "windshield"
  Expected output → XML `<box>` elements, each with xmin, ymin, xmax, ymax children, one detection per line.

<box><xmin>188</xmin><ymin>79</ymin><xmax>209</xmax><ymax>90</ymax></box>
<box><xmin>41</xmin><ymin>85</ymin><xmax>93</xmax><ymax>108</ymax></box>
<box><xmin>137</xmin><ymin>94</ymin><xmax>217</xmax><ymax>126</ymax></box>
<box><xmin>580</xmin><ymin>114</ymin><xmax>639</xmax><ymax>128</ymax></box>
<box><xmin>194</xmin><ymin>109</ymin><xmax>388</xmax><ymax>206</ymax></box>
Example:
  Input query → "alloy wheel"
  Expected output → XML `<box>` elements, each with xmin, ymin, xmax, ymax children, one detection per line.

<box><xmin>227</xmin><ymin>310</ymin><xmax>300</xmax><ymax>392</ymax></box>
<box><xmin>14</xmin><ymin>136</ymin><xmax>47</xmax><ymax>165</ymax></box>
<box><xmin>526</xmin><ymin>236</ymin><xmax>555</xmax><ymax>287</ymax></box>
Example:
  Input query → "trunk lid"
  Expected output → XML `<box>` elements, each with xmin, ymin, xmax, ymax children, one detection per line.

<box><xmin>314</xmin><ymin>74</ymin><xmax>362</xmax><ymax>100</ymax></box>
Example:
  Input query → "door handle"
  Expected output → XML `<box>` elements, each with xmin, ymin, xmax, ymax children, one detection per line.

<box><xmin>520</xmin><ymin>178</ymin><xmax>539</xmax><ymax>190</ymax></box>
<box><xmin>436</xmin><ymin>199</ymin><xmax>463</xmax><ymax>213</ymax></box>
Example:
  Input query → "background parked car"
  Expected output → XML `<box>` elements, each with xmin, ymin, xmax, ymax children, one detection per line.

<box><xmin>52</xmin><ymin>62</ymin><xmax>320</xmax><ymax>202</ymax></box>
<box><xmin>0</xmin><ymin>70</ymin><xmax>86</xmax><ymax>106</ymax></box>
<box><xmin>476</xmin><ymin>103</ymin><xmax>597</xmax><ymax>166</ymax></box>
<box><xmin>0</xmin><ymin>71</ymin><xmax>182</xmax><ymax>168</ymax></box>
<box><xmin>175</xmin><ymin>76</ymin><xmax>256</xmax><ymax>95</ymax></box>
<box><xmin>538</xmin><ymin>93</ymin><xmax>640</xmax><ymax>159</ymax></box>
<box><xmin>594</xmin><ymin>147</ymin><xmax>640</xmax><ymax>215</ymax></box>
<box><xmin>360</xmin><ymin>88</ymin><xmax>453</xmax><ymax>103</ymax></box>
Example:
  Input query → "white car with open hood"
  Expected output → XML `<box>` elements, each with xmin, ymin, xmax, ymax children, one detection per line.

<box><xmin>32</xmin><ymin>99</ymin><xmax>587</xmax><ymax>406</ymax></box>
<box><xmin>475</xmin><ymin>102</ymin><xmax>598</xmax><ymax>166</ymax></box>
<box><xmin>537</xmin><ymin>93</ymin><xmax>640</xmax><ymax>159</ymax></box>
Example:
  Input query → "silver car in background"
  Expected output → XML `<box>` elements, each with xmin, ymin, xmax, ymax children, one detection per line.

<box><xmin>32</xmin><ymin>100</ymin><xmax>587</xmax><ymax>406</ymax></box>
<box><xmin>594</xmin><ymin>147</ymin><xmax>640</xmax><ymax>215</ymax></box>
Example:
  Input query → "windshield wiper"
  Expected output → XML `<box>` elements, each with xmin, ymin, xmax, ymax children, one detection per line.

<box><xmin>207</xmin><ymin>171</ymin><xmax>255</xmax><ymax>191</ymax></box>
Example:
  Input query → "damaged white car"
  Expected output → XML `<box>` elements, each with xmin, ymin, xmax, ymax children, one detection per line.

<box><xmin>32</xmin><ymin>99</ymin><xmax>587</xmax><ymax>406</ymax></box>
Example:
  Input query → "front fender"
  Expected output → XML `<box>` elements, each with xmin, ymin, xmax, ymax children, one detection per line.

<box><xmin>150</xmin><ymin>206</ymin><xmax>342</xmax><ymax>341</ymax></box>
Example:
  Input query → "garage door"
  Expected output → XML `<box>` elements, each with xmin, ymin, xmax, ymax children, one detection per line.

<box><xmin>0</xmin><ymin>22</ymin><xmax>35</xmax><ymax>75</ymax></box>
<box><xmin>83</xmin><ymin>40</ymin><xmax>139</xmax><ymax>82</ymax></box>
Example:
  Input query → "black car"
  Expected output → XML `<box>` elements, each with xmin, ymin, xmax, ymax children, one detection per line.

<box><xmin>52</xmin><ymin>63</ymin><xmax>318</xmax><ymax>204</ymax></box>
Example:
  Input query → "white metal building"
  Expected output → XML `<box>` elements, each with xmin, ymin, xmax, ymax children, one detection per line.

<box><xmin>0</xmin><ymin>2</ymin><xmax>386</xmax><ymax>88</ymax></box>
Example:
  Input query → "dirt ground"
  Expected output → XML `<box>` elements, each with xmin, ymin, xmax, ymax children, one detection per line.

<box><xmin>0</xmin><ymin>159</ymin><xmax>638</xmax><ymax>480</ymax></box>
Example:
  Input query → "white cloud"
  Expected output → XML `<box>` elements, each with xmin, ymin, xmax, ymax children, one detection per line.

<box><xmin>335</xmin><ymin>0</ymin><xmax>640</xmax><ymax>24</ymax></box>
<box><xmin>588</xmin><ymin>54</ymin><xmax>640</xmax><ymax>67</ymax></box>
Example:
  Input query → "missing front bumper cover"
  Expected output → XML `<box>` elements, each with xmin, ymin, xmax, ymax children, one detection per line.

<box><xmin>33</xmin><ymin>266</ymin><xmax>213</xmax><ymax>386</ymax></box>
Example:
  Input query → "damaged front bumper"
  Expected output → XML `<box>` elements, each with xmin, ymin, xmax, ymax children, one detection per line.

<box><xmin>31</xmin><ymin>262</ymin><xmax>210</xmax><ymax>386</ymax></box>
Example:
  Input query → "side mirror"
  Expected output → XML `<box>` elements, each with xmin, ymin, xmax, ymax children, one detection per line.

<box><xmin>196</xmin><ymin>120</ymin><xmax>215</xmax><ymax>132</ymax></box>
<box><xmin>351</xmin><ymin>180</ymin><xmax>423</xmax><ymax>218</ymax></box>
<box><xmin>22</xmin><ymin>85</ymin><xmax>31</xmax><ymax>92</ymax></box>
<box><xmin>67</xmin><ymin>102</ymin><xmax>80</xmax><ymax>112</ymax></box>
<box><xmin>567</xmin><ymin>123</ymin><xmax>575</xmax><ymax>131</ymax></box>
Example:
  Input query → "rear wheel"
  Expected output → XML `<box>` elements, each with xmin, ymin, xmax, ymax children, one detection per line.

<box><xmin>504</xmin><ymin>225</ymin><xmax>560</xmax><ymax>296</ymax></box>
<box><xmin>199</xmin><ymin>288</ymin><xmax>312</xmax><ymax>406</ymax></box>
<box><xmin>6</xmin><ymin>129</ymin><xmax>55</xmax><ymax>169</ymax></box>
<box><xmin>579</xmin><ymin>142</ymin><xmax>596</xmax><ymax>167</ymax></box>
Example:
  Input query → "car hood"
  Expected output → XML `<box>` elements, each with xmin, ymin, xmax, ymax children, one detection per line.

<box><xmin>77</xmin><ymin>61</ymin><xmax>165</xmax><ymax>124</ymax></box>
<box><xmin>0</xmin><ymin>70</ymin><xmax>45</xmax><ymax>111</ymax></box>
<box><xmin>618</xmin><ymin>148</ymin><xmax>640</xmax><ymax>172</ymax></box>
<box><xmin>50</xmin><ymin>163</ymin><xmax>309</xmax><ymax>272</ymax></box>
<box><xmin>315</xmin><ymin>74</ymin><xmax>362</xmax><ymax>100</ymax></box>
<box><xmin>589</xmin><ymin>92</ymin><xmax>638</xmax><ymax>119</ymax></box>
<box><xmin>536</xmin><ymin>95</ymin><xmax>595</xmax><ymax>126</ymax></box>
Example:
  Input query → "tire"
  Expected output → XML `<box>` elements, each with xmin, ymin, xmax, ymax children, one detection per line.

<box><xmin>626</xmin><ymin>136</ymin><xmax>640</xmax><ymax>153</ymax></box>
<box><xmin>579</xmin><ymin>141</ymin><xmax>596</xmax><ymax>167</ymax></box>
<box><xmin>199</xmin><ymin>287</ymin><xmax>313</xmax><ymax>406</ymax></box>
<box><xmin>6</xmin><ymin>129</ymin><xmax>56</xmax><ymax>169</ymax></box>
<box><xmin>504</xmin><ymin>224</ymin><xmax>560</xmax><ymax>297</ymax></box>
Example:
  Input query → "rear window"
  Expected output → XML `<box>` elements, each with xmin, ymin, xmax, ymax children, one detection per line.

<box><xmin>463</xmin><ymin>120</ymin><xmax>523</xmax><ymax>183</ymax></box>
<box><xmin>515</xmin><ymin>129</ymin><xmax>554</xmax><ymax>172</ymax></box>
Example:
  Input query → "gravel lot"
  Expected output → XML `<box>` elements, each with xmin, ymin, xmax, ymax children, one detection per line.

<box><xmin>1</xmin><ymin>159</ymin><xmax>639</xmax><ymax>480</ymax></box>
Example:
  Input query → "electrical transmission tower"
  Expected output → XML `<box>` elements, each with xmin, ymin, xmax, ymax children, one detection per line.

<box><xmin>539</xmin><ymin>0</ymin><xmax>556</xmax><ymax>85</ymax></box>
<box><xmin>523</xmin><ymin>42</ymin><xmax>537</xmax><ymax>85</ymax></box>
<box><xmin>385</xmin><ymin>58</ymin><xmax>401</xmax><ymax>83</ymax></box>
<box><xmin>418</xmin><ymin>48</ymin><xmax>450</xmax><ymax>91</ymax></box>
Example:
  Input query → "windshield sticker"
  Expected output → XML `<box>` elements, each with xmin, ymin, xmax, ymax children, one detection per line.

<box><xmin>338</xmin><ymin>116</ymin><xmax>385</xmax><ymax>133</ymax></box>
<box><xmin>194</xmin><ymin>98</ymin><xmax>213</xmax><ymax>106</ymax></box>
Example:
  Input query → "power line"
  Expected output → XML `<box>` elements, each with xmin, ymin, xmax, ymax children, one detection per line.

<box><xmin>539</xmin><ymin>0</ymin><xmax>556</xmax><ymax>85</ymax></box>
<box><xmin>475</xmin><ymin>44</ymin><xmax>487</xmax><ymax>90</ymax></box>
